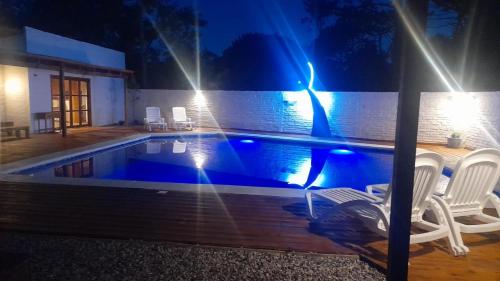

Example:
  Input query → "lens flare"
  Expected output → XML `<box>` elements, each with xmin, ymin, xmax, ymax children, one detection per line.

<box><xmin>286</xmin><ymin>158</ymin><xmax>311</xmax><ymax>186</ymax></box>
<box><xmin>192</xmin><ymin>153</ymin><xmax>205</xmax><ymax>169</ymax></box>
<box><xmin>194</xmin><ymin>90</ymin><xmax>206</xmax><ymax>106</ymax></box>
<box><xmin>282</xmin><ymin>90</ymin><xmax>334</xmax><ymax>120</ymax></box>
<box><xmin>394</xmin><ymin>1</ymin><xmax>499</xmax><ymax>147</ymax></box>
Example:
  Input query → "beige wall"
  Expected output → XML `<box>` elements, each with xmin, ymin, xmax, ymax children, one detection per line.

<box><xmin>0</xmin><ymin>65</ymin><xmax>30</xmax><ymax>127</ymax></box>
<box><xmin>27</xmin><ymin>68</ymin><xmax>125</xmax><ymax>129</ymax></box>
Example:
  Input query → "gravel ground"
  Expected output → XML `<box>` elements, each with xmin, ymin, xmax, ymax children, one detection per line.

<box><xmin>0</xmin><ymin>232</ymin><xmax>384</xmax><ymax>281</ymax></box>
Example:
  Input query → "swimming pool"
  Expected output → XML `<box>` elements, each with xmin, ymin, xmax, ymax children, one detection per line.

<box><xmin>14</xmin><ymin>135</ymin><xmax>394</xmax><ymax>191</ymax></box>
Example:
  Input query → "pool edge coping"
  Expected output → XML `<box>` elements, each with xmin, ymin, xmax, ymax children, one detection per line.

<box><xmin>0</xmin><ymin>131</ymin><xmax>395</xmax><ymax>198</ymax></box>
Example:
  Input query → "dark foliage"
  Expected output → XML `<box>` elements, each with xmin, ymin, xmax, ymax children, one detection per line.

<box><xmin>0</xmin><ymin>0</ymin><xmax>203</xmax><ymax>89</ymax></box>
<box><xmin>1</xmin><ymin>0</ymin><xmax>500</xmax><ymax>91</ymax></box>
<box><xmin>212</xmin><ymin>33</ymin><xmax>305</xmax><ymax>91</ymax></box>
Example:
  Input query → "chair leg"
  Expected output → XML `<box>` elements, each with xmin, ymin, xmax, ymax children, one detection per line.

<box><xmin>305</xmin><ymin>192</ymin><xmax>317</xmax><ymax>219</ymax></box>
<box><xmin>488</xmin><ymin>194</ymin><xmax>500</xmax><ymax>216</ymax></box>
<box><xmin>431</xmin><ymin>196</ymin><xmax>469</xmax><ymax>255</ymax></box>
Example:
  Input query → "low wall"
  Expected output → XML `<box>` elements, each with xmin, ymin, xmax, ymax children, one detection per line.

<box><xmin>418</xmin><ymin>92</ymin><xmax>500</xmax><ymax>149</ymax></box>
<box><xmin>128</xmin><ymin>89</ymin><xmax>500</xmax><ymax>149</ymax></box>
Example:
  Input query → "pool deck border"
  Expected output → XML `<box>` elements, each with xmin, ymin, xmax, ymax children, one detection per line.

<box><xmin>0</xmin><ymin>131</ymin><xmax>394</xmax><ymax>198</ymax></box>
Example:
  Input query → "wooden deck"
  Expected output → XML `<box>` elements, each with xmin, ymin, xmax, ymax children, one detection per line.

<box><xmin>0</xmin><ymin>126</ymin><xmax>156</xmax><ymax>164</ymax></box>
<box><xmin>0</xmin><ymin>126</ymin><xmax>468</xmax><ymax>165</ymax></box>
<box><xmin>0</xmin><ymin>182</ymin><xmax>374</xmax><ymax>254</ymax></box>
<box><xmin>0</xmin><ymin>127</ymin><xmax>499</xmax><ymax>280</ymax></box>
<box><xmin>0</xmin><ymin>182</ymin><xmax>498</xmax><ymax>280</ymax></box>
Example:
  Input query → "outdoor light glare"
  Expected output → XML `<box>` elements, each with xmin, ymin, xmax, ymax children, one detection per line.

<box><xmin>193</xmin><ymin>153</ymin><xmax>205</xmax><ymax>169</ymax></box>
<box><xmin>286</xmin><ymin>158</ymin><xmax>311</xmax><ymax>186</ymax></box>
<box><xmin>283</xmin><ymin>62</ymin><xmax>334</xmax><ymax>121</ymax></box>
<box><xmin>443</xmin><ymin>93</ymin><xmax>479</xmax><ymax>132</ymax></box>
<box><xmin>311</xmin><ymin>174</ymin><xmax>325</xmax><ymax>187</ymax></box>
<box><xmin>194</xmin><ymin>90</ymin><xmax>206</xmax><ymax>106</ymax></box>
<box><xmin>282</xmin><ymin>91</ymin><xmax>334</xmax><ymax>120</ymax></box>
<box><xmin>5</xmin><ymin>77</ymin><xmax>23</xmax><ymax>94</ymax></box>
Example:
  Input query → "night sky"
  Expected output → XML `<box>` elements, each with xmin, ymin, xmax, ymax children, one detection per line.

<box><xmin>174</xmin><ymin>0</ymin><xmax>312</xmax><ymax>55</ymax></box>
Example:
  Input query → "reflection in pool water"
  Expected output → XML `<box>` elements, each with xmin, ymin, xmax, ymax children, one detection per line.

<box><xmin>19</xmin><ymin>136</ymin><xmax>394</xmax><ymax>190</ymax></box>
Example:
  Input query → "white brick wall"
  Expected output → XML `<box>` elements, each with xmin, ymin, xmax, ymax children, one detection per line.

<box><xmin>130</xmin><ymin>89</ymin><xmax>500</xmax><ymax>149</ymax></box>
<box><xmin>419</xmin><ymin>92</ymin><xmax>500</xmax><ymax>149</ymax></box>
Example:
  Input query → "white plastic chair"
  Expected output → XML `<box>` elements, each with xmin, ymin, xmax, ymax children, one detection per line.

<box><xmin>430</xmin><ymin>148</ymin><xmax>500</xmax><ymax>253</ymax></box>
<box><xmin>172</xmin><ymin>140</ymin><xmax>187</xmax><ymax>154</ymax></box>
<box><xmin>306</xmin><ymin>152</ymin><xmax>465</xmax><ymax>256</ymax></box>
<box><xmin>144</xmin><ymin>107</ymin><xmax>167</xmax><ymax>132</ymax></box>
<box><xmin>367</xmin><ymin>148</ymin><xmax>500</xmax><ymax>254</ymax></box>
<box><xmin>172</xmin><ymin>107</ymin><xmax>194</xmax><ymax>130</ymax></box>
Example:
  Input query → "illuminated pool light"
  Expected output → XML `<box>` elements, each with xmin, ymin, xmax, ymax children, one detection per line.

<box><xmin>240</xmin><ymin>139</ymin><xmax>255</xmax><ymax>144</ymax></box>
<box><xmin>331</xmin><ymin>149</ymin><xmax>354</xmax><ymax>155</ymax></box>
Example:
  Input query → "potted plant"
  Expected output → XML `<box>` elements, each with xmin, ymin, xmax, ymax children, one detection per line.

<box><xmin>447</xmin><ymin>132</ymin><xmax>463</xmax><ymax>148</ymax></box>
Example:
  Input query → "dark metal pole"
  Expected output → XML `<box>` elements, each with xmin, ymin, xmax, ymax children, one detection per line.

<box><xmin>388</xmin><ymin>0</ymin><xmax>429</xmax><ymax>280</ymax></box>
<box><xmin>59</xmin><ymin>65</ymin><xmax>67</xmax><ymax>137</ymax></box>
<box><xmin>124</xmin><ymin>78</ymin><xmax>128</xmax><ymax>126</ymax></box>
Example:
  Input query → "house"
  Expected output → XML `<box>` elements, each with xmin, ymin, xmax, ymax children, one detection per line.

<box><xmin>0</xmin><ymin>26</ymin><xmax>130</xmax><ymax>133</ymax></box>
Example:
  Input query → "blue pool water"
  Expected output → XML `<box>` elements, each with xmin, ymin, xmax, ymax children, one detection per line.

<box><xmin>17</xmin><ymin>136</ymin><xmax>394</xmax><ymax>190</ymax></box>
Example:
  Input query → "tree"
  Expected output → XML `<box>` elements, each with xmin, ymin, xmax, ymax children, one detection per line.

<box><xmin>302</xmin><ymin>0</ymin><xmax>339</xmax><ymax>36</ymax></box>
<box><xmin>0</xmin><ymin>0</ymin><xmax>203</xmax><ymax>88</ymax></box>
<box><xmin>431</xmin><ymin>0</ymin><xmax>500</xmax><ymax>90</ymax></box>
<box><xmin>307</xmin><ymin>0</ymin><xmax>395</xmax><ymax>90</ymax></box>
<box><xmin>214</xmin><ymin>33</ymin><xmax>303</xmax><ymax>90</ymax></box>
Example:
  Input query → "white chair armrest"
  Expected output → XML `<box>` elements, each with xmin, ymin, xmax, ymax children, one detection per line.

<box><xmin>434</xmin><ymin>175</ymin><xmax>450</xmax><ymax>195</ymax></box>
<box><xmin>187</xmin><ymin>117</ymin><xmax>192</xmax><ymax>122</ymax></box>
<box><xmin>161</xmin><ymin>117</ymin><xmax>166</xmax><ymax>123</ymax></box>
<box><xmin>144</xmin><ymin>117</ymin><xmax>149</xmax><ymax>124</ymax></box>
<box><xmin>366</xmin><ymin>184</ymin><xmax>389</xmax><ymax>196</ymax></box>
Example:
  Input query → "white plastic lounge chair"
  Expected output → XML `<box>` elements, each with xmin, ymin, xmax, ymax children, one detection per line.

<box><xmin>172</xmin><ymin>140</ymin><xmax>187</xmax><ymax>154</ymax></box>
<box><xmin>172</xmin><ymin>107</ymin><xmax>194</xmax><ymax>130</ymax></box>
<box><xmin>430</xmin><ymin>148</ymin><xmax>500</xmax><ymax>253</ymax></box>
<box><xmin>306</xmin><ymin>152</ymin><xmax>465</xmax><ymax>256</ymax></box>
<box><xmin>367</xmin><ymin>148</ymin><xmax>500</xmax><ymax>254</ymax></box>
<box><xmin>144</xmin><ymin>107</ymin><xmax>167</xmax><ymax>132</ymax></box>
<box><xmin>146</xmin><ymin>141</ymin><xmax>162</xmax><ymax>154</ymax></box>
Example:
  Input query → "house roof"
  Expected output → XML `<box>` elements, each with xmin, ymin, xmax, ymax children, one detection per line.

<box><xmin>0</xmin><ymin>50</ymin><xmax>133</xmax><ymax>78</ymax></box>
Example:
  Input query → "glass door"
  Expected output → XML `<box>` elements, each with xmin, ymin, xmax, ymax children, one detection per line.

<box><xmin>51</xmin><ymin>77</ymin><xmax>91</xmax><ymax>128</ymax></box>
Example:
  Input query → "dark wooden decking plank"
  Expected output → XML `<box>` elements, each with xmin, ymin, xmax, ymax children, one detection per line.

<box><xmin>1</xmin><ymin>182</ymin><xmax>499</xmax><ymax>280</ymax></box>
<box><xmin>0</xmin><ymin>182</ymin><xmax>363</xmax><ymax>254</ymax></box>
